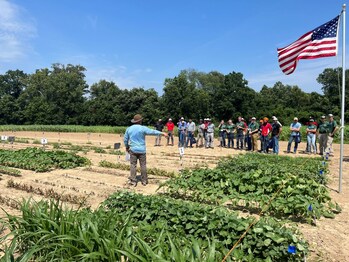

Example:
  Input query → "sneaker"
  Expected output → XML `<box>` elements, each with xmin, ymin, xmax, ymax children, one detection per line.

<box><xmin>128</xmin><ymin>181</ymin><xmax>137</xmax><ymax>187</ymax></box>
<box><xmin>141</xmin><ymin>182</ymin><xmax>148</xmax><ymax>186</ymax></box>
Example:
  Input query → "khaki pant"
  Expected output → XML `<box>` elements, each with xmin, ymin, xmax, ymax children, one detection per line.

<box><xmin>318</xmin><ymin>134</ymin><xmax>327</xmax><ymax>155</ymax></box>
<box><xmin>196</xmin><ymin>132</ymin><xmax>204</xmax><ymax>147</ymax></box>
<box><xmin>251</xmin><ymin>133</ymin><xmax>259</xmax><ymax>151</ymax></box>
<box><xmin>326</xmin><ymin>135</ymin><xmax>334</xmax><ymax>155</ymax></box>
<box><xmin>206</xmin><ymin>133</ymin><xmax>214</xmax><ymax>148</ymax></box>
<box><xmin>129</xmin><ymin>151</ymin><xmax>147</xmax><ymax>184</ymax></box>
<box><xmin>155</xmin><ymin>135</ymin><xmax>161</xmax><ymax>146</ymax></box>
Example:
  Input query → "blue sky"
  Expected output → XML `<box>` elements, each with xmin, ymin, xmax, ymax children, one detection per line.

<box><xmin>0</xmin><ymin>0</ymin><xmax>347</xmax><ymax>94</ymax></box>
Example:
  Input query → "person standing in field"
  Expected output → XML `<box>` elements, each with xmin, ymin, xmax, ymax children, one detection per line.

<box><xmin>271</xmin><ymin>117</ymin><xmax>282</xmax><ymax>154</ymax></box>
<box><xmin>248</xmin><ymin>117</ymin><xmax>259</xmax><ymax>152</ymax></box>
<box><xmin>124</xmin><ymin>114</ymin><xmax>168</xmax><ymax>187</ymax></box>
<box><xmin>206</xmin><ymin>119</ymin><xmax>215</xmax><ymax>149</ymax></box>
<box><xmin>226</xmin><ymin>119</ymin><xmax>235</xmax><ymax>148</ymax></box>
<box><xmin>287</xmin><ymin>117</ymin><xmax>302</xmax><ymax>154</ymax></box>
<box><xmin>317</xmin><ymin>115</ymin><xmax>328</xmax><ymax>156</ymax></box>
<box><xmin>196</xmin><ymin>119</ymin><xmax>205</xmax><ymax>148</ymax></box>
<box><xmin>326</xmin><ymin>114</ymin><xmax>338</xmax><ymax>156</ymax></box>
<box><xmin>218</xmin><ymin>120</ymin><xmax>227</xmax><ymax>147</ymax></box>
<box><xmin>260</xmin><ymin>117</ymin><xmax>272</xmax><ymax>153</ymax></box>
<box><xmin>186</xmin><ymin>119</ymin><xmax>196</xmax><ymax>148</ymax></box>
<box><xmin>236</xmin><ymin>116</ymin><xmax>245</xmax><ymax>150</ymax></box>
<box><xmin>178</xmin><ymin>117</ymin><xmax>187</xmax><ymax>147</ymax></box>
<box><xmin>154</xmin><ymin>119</ymin><xmax>164</xmax><ymax>146</ymax></box>
<box><xmin>165</xmin><ymin>118</ymin><xmax>175</xmax><ymax>146</ymax></box>
<box><xmin>306</xmin><ymin>118</ymin><xmax>317</xmax><ymax>154</ymax></box>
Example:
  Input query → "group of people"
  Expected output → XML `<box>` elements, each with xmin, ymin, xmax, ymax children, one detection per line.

<box><xmin>123</xmin><ymin>113</ymin><xmax>338</xmax><ymax>187</ymax></box>
<box><xmin>153</xmin><ymin>114</ymin><xmax>338</xmax><ymax>156</ymax></box>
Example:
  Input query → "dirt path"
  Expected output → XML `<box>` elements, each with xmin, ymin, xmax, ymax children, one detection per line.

<box><xmin>0</xmin><ymin>131</ymin><xmax>348</xmax><ymax>261</ymax></box>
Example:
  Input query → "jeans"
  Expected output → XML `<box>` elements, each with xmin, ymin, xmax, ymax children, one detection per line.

<box><xmin>236</xmin><ymin>133</ymin><xmax>244</xmax><ymax>149</ymax></box>
<box><xmin>129</xmin><ymin>151</ymin><xmax>147</xmax><ymax>184</ymax></box>
<box><xmin>186</xmin><ymin>131</ymin><xmax>194</xmax><ymax>147</ymax></box>
<box><xmin>227</xmin><ymin>133</ymin><xmax>234</xmax><ymax>148</ymax></box>
<box><xmin>219</xmin><ymin>131</ymin><xmax>226</xmax><ymax>147</ymax></box>
<box><xmin>261</xmin><ymin>135</ymin><xmax>269</xmax><ymax>153</ymax></box>
<box><xmin>246</xmin><ymin>135</ymin><xmax>252</xmax><ymax>150</ymax></box>
<box><xmin>287</xmin><ymin>135</ymin><xmax>299</xmax><ymax>153</ymax></box>
<box><xmin>272</xmin><ymin>135</ymin><xmax>279</xmax><ymax>154</ymax></box>
<box><xmin>307</xmin><ymin>133</ymin><xmax>316</xmax><ymax>153</ymax></box>
<box><xmin>179</xmin><ymin>131</ymin><xmax>186</xmax><ymax>147</ymax></box>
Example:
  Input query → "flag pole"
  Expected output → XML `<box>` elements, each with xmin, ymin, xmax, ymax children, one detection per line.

<box><xmin>339</xmin><ymin>4</ymin><xmax>346</xmax><ymax>193</ymax></box>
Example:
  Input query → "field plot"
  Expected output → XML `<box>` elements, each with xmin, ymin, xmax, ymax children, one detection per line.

<box><xmin>0</xmin><ymin>131</ymin><xmax>348</xmax><ymax>261</ymax></box>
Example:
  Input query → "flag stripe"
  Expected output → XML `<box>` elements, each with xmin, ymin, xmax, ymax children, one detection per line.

<box><xmin>277</xmin><ymin>15</ymin><xmax>340</xmax><ymax>75</ymax></box>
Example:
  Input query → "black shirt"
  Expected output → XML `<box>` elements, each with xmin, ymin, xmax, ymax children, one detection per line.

<box><xmin>154</xmin><ymin>122</ymin><xmax>164</xmax><ymax>131</ymax></box>
<box><xmin>272</xmin><ymin>122</ymin><xmax>281</xmax><ymax>136</ymax></box>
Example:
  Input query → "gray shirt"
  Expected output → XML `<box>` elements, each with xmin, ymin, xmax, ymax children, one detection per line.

<box><xmin>187</xmin><ymin>122</ymin><xmax>196</xmax><ymax>132</ymax></box>
<box><xmin>207</xmin><ymin>123</ymin><xmax>215</xmax><ymax>133</ymax></box>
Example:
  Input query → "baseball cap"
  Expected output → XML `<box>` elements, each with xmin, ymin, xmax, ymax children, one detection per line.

<box><xmin>169</xmin><ymin>118</ymin><xmax>172</xmax><ymax>121</ymax></box>
<box><xmin>309</xmin><ymin>118</ymin><xmax>314</xmax><ymax>122</ymax></box>
<box><xmin>180</xmin><ymin>117</ymin><xmax>184</xmax><ymax>120</ymax></box>
<box><xmin>251</xmin><ymin>117</ymin><xmax>256</xmax><ymax>120</ymax></box>
<box><xmin>294</xmin><ymin>117</ymin><xmax>298</xmax><ymax>121</ymax></box>
<box><xmin>328</xmin><ymin>114</ymin><xmax>334</xmax><ymax>117</ymax></box>
<box><xmin>321</xmin><ymin>115</ymin><xmax>326</xmax><ymax>119</ymax></box>
<box><xmin>273</xmin><ymin>117</ymin><xmax>278</xmax><ymax>121</ymax></box>
<box><xmin>272</xmin><ymin>116</ymin><xmax>277</xmax><ymax>120</ymax></box>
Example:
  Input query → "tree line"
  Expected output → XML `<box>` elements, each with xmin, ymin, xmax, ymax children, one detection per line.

<box><xmin>0</xmin><ymin>63</ymin><xmax>348</xmax><ymax>126</ymax></box>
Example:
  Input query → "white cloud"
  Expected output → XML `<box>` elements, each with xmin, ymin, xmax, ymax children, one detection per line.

<box><xmin>0</xmin><ymin>0</ymin><xmax>36</xmax><ymax>62</ymax></box>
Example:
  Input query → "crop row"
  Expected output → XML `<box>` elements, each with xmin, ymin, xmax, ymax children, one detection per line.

<box><xmin>0</xmin><ymin>147</ymin><xmax>90</xmax><ymax>172</ymax></box>
<box><xmin>159</xmin><ymin>153</ymin><xmax>340</xmax><ymax>223</ymax></box>
<box><xmin>0</xmin><ymin>192</ymin><xmax>307</xmax><ymax>261</ymax></box>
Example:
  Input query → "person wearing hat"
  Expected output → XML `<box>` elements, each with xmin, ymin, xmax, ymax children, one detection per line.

<box><xmin>124</xmin><ymin>114</ymin><xmax>168</xmax><ymax>187</ymax></box>
<box><xmin>177</xmin><ymin>117</ymin><xmax>187</xmax><ymax>147</ymax></box>
<box><xmin>165</xmin><ymin>118</ymin><xmax>175</xmax><ymax>146</ymax></box>
<box><xmin>154</xmin><ymin>119</ymin><xmax>164</xmax><ymax>146</ymax></box>
<box><xmin>326</xmin><ymin>114</ymin><xmax>338</xmax><ymax>156</ymax></box>
<box><xmin>206</xmin><ymin>119</ymin><xmax>215</xmax><ymax>149</ymax></box>
<box><xmin>260</xmin><ymin>117</ymin><xmax>272</xmax><ymax>153</ymax></box>
<box><xmin>196</xmin><ymin>119</ymin><xmax>205</xmax><ymax>148</ymax></box>
<box><xmin>271</xmin><ymin>117</ymin><xmax>282</xmax><ymax>154</ymax></box>
<box><xmin>248</xmin><ymin>117</ymin><xmax>259</xmax><ymax>151</ymax></box>
<box><xmin>287</xmin><ymin>117</ymin><xmax>302</xmax><ymax>154</ymax></box>
<box><xmin>317</xmin><ymin>115</ymin><xmax>328</xmax><ymax>155</ymax></box>
<box><xmin>306</xmin><ymin>119</ymin><xmax>317</xmax><ymax>154</ymax></box>
<box><xmin>218</xmin><ymin>120</ymin><xmax>227</xmax><ymax>147</ymax></box>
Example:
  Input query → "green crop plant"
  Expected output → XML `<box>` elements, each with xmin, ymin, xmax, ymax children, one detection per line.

<box><xmin>159</xmin><ymin>153</ymin><xmax>340</xmax><ymax>222</ymax></box>
<box><xmin>0</xmin><ymin>148</ymin><xmax>90</xmax><ymax>172</ymax></box>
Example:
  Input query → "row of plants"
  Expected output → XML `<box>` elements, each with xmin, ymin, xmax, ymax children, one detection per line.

<box><xmin>0</xmin><ymin>166</ymin><xmax>21</xmax><ymax>177</ymax></box>
<box><xmin>159</xmin><ymin>154</ymin><xmax>340</xmax><ymax>223</ymax></box>
<box><xmin>99</xmin><ymin>160</ymin><xmax>177</xmax><ymax>178</ymax></box>
<box><xmin>0</xmin><ymin>193</ymin><xmax>307</xmax><ymax>261</ymax></box>
<box><xmin>0</xmin><ymin>147</ymin><xmax>90</xmax><ymax>172</ymax></box>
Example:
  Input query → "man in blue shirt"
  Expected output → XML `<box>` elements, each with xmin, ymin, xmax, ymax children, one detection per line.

<box><xmin>287</xmin><ymin>117</ymin><xmax>302</xmax><ymax>154</ymax></box>
<box><xmin>124</xmin><ymin>114</ymin><xmax>167</xmax><ymax>187</ymax></box>
<box><xmin>177</xmin><ymin>117</ymin><xmax>187</xmax><ymax>147</ymax></box>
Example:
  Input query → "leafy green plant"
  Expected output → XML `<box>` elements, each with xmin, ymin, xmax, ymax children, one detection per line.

<box><xmin>0</xmin><ymin>147</ymin><xmax>90</xmax><ymax>172</ymax></box>
<box><xmin>159</xmin><ymin>154</ymin><xmax>340</xmax><ymax>222</ymax></box>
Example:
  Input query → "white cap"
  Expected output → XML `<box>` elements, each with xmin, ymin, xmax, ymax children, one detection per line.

<box><xmin>251</xmin><ymin>117</ymin><xmax>256</xmax><ymax>120</ymax></box>
<box><xmin>328</xmin><ymin>114</ymin><xmax>334</xmax><ymax>117</ymax></box>
<box><xmin>169</xmin><ymin>118</ymin><xmax>172</xmax><ymax>121</ymax></box>
<box><xmin>273</xmin><ymin>117</ymin><xmax>278</xmax><ymax>121</ymax></box>
<box><xmin>294</xmin><ymin>117</ymin><xmax>298</xmax><ymax>121</ymax></box>
<box><xmin>180</xmin><ymin>117</ymin><xmax>184</xmax><ymax>120</ymax></box>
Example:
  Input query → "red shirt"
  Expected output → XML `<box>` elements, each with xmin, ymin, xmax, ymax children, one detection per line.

<box><xmin>166</xmin><ymin>122</ymin><xmax>175</xmax><ymax>131</ymax></box>
<box><xmin>261</xmin><ymin>123</ymin><xmax>272</xmax><ymax>136</ymax></box>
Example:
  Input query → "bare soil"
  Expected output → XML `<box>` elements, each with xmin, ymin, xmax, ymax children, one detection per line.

<box><xmin>0</xmin><ymin>131</ymin><xmax>348</xmax><ymax>261</ymax></box>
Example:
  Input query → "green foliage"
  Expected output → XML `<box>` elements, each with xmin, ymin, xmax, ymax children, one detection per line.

<box><xmin>0</xmin><ymin>147</ymin><xmax>90</xmax><ymax>172</ymax></box>
<box><xmin>160</xmin><ymin>154</ymin><xmax>340</xmax><ymax>222</ymax></box>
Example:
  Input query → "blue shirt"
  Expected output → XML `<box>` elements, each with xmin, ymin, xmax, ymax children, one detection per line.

<box><xmin>290</xmin><ymin>122</ymin><xmax>301</xmax><ymax>136</ymax></box>
<box><xmin>124</xmin><ymin>125</ymin><xmax>162</xmax><ymax>154</ymax></box>
<box><xmin>178</xmin><ymin>121</ymin><xmax>187</xmax><ymax>133</ymax></box>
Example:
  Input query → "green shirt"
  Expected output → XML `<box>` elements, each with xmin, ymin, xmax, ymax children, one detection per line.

<box><xmin>236</xmin><ymin>121</ymin><xmax>245</xmax><ymax>134</ymax></box>
<box><xmin>328</xmin><ymin>120</ymin><xmax>337</xmax><ymax>134</ymax></box>
<box><xmin>248</xmin><ymin>122</ymin><xmax>259</xmax><ymax>133</ymax></box>
<box><xmin>318</xmin><ymin>121</ymin><xmax>328</xmax><ymax>134</ymax></box>
<box><xmin>307</xmin><ymin>124</ymin><xmax>317</xmax><ymax>133</ymax></box>
<box><xmin>219</xmin><ymin>124</ymin><xmax>227</xmax><ymax>132</ymax></box>
<box><xmin>226</xmin><ymin>124</ymin><xmax>235</xmax><ymax>133</ymax></box>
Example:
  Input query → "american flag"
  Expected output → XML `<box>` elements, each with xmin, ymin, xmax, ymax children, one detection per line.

<box><xmin>277</xmin><ymin>15</ymin><xmax>340</xmax><ymax>75</ymax></box>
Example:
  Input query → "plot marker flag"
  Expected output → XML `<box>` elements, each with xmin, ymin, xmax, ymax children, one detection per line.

<box><xmin>277</xmin><ymin>15</ymin><xmax>340</xmax><ymax>75</ymax></box>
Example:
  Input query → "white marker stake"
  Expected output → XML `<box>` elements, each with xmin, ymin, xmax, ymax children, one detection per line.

<box><xmin>41</xmin><ymin>138</ymin><xmax>48</xmax><ymax>151</ymax></box>
<box><xmin>179</xmin><ymin>147</ymin><xmax>185</xmax><ymax>170</ymax></box>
